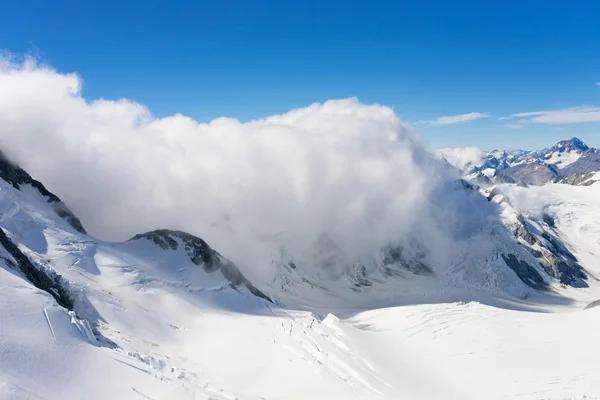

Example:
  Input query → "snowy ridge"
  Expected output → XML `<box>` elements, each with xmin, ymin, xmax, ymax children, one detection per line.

<box><xmin>1</xmin><ymin>153</ymin><xmax>600</xmax><ymax>399</ymax></box>
<box><xmin>0</xmin><ymin>150</ymin><xmax>86</xmax><ymax>234</ymax></box>
<box><xmin>442</xmin><ymin>137</ymin><xmax>600</xmax><ymax>186</ymax></box>
<box><xmin>128</xmin><ymin>229</ymin><xmax>272</xmax><ymax>302</ymax></box>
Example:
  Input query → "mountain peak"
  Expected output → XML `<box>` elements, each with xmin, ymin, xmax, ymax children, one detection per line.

<box><xmin>552</xmin><ymin>137</ymin><xmax>589</xmax><ymax>153</ymax></box>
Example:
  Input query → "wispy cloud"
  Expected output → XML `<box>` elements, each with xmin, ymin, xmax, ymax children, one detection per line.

<box><xmin>596</xmin><ymin>82</ymin><xmax>600</xmax><ymax>87</ymax></box>
<box><xmin>420</xmin><ymin>112</ymin><xmax>490</xmax><ymax>127</ymax></box>
<box><xmin>507</xmin><ymin>123</ymin><xmax>525</xmax><ymax>130</ymax></box>
<box><xmin>509</xmin><ymin>106</ymin><xmax>600</xmax><ymax>124</ymax></box>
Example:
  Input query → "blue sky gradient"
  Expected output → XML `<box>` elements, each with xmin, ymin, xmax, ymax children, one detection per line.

<box><xmin>1</xmin><ymin>0</ymin><xmax>600</xmax><ymax>149</ymax></box>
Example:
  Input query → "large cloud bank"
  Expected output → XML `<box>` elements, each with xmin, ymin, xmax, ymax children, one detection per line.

<box><xmin>0</xmin><ymin>58</ymin><xmax>473</xmax><ymax>279</ymax></box>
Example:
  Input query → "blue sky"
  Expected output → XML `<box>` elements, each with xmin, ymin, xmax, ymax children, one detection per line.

<box><xmin>1</xmin><ymin>0</ymin><xmax>600</xmax><ymax>150</ymax></box>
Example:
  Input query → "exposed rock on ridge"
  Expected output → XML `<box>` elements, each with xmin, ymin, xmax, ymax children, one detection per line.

<box><xmin>0</xmin><ymin>150</ymin><xmax>86</xmax><ymax>234</ymax></box>
<box><xmin>0</xmin><ymin>227</ymin><xmax>73</xmax><ymax>309</ymax></box>
<box><xmin>130</xmin><ymin>229</ymin><xmax>272</xmax><ymax>302</ymax></box>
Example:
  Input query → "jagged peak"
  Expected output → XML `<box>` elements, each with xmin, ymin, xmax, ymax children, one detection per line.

<box><xmin>550</xmin><ymin>137</ymin><xmax>589</xmax><ymax>153</ymax></box>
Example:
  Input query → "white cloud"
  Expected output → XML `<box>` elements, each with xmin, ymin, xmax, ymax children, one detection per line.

<box><xmin>595</xmin><ymin>82</ymin><xmax>600</xmax><ymax>87</ymax></box>
<box><xmin>421</xmin><ymin>112</ymin><xmax>490</xmax><ymax>127</ymax></box>
<box><xmin>507</xmin><ymin>123</ymin><xmax>525</xmax><ymax>130</ymax></box>
<box><xmin>510</xmin><ymin>106</ymin><xmax>600</xmax><ymax>124</ymax></box>
<box><xmin>1</xmin><ymin>57</ymin><xmax>494</xmax><ymax>281</ymax></box>
<box><xmin>436</xmin><ymin>147</ymin><xmax>483</xmax><ymax>170</ymax></box>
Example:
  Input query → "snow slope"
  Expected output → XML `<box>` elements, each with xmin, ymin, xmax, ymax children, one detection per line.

<box><xmin>2</xmin><ymin>165</ymin><xmax>600</xmax><ymax>399</ymax></box>
<box><xmin>0</xmin><ymin>262</ymin><xmax>186</xmax><ymax>400</ymax></box>
<box><xmin>348</xmin><ymin>301</ymin><xmax>600</xmax><ymax>399</ymax></box>
<box><xmin>500</xmin><ymin>181</ymin><xmax>600</xmax><ymax>294</ymax></box>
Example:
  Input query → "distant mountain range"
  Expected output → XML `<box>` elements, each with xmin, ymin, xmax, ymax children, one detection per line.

<box><xmin>441</xmin><ymin>137</ymin><xmax>600</xmax><ymax>186</ymax></box>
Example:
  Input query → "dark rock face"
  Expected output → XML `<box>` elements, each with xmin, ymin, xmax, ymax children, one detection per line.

<box><xmin>512</xmin><ymin>213</ymin><xmax>587</xmax><ymax>288</ymax></box>
<box><xmin>552</xmin><ymin>172</ymin><xmax>598</xmax><ymax>186</ymax></box>
<box><xmin>348</xmin><ymin>264</ymin><xmax>373</xmax><ymax>288</ymax></box>
<box><xmin>382</xmin><ymin>245</ymin><xmax>434</xmax><ymax>277</ymax></box>
<box><xmin>0</xmin><ymin>228</ymin><xmax>73</xmax><ymax>309</ymax></box>
<box><xmin>0</xmin><ymin>150</ymin><xmax>86</xmax><ymax>234</ymax></box>
<box><xmin>501</xmin><ymin>163</ymin><xmax>559</xmax><ymax>186</ymax></box>
<box><xmin>542</xmin><ymin>214</ymin><xmax>556</xmax><ymax>228</ymax></box>
<box><xmin>514</xmin><ymin>215</ymin><xmax>536</xmax><ymax>245</ymax></box>
<box><xmin>52</xmin><ymin>201</ymin><xmax>87</xmax><ymax>235</ymax></box>
<box><xmin>560</xmin><ymin>151</ymin><xmax>600</xmax><ymax>176</ymax></box>
<box><xmin>130</xmin><ymin>230</ymin><xmax>272</xmax><ymax>302</ymax></box>
<box><xmin>501</xmin><ymin>254</ymin><xmax>548</xmax><ymax>291</ymax></box>
<box><xmin>493</xmin><ymin>171</ymin><xmax>518</xmax><ymax>185</ymax></box>
<box><xmin>539</xmin><ymin>232</ymin><xmax>587</xmax><ymax>287</ymax></box>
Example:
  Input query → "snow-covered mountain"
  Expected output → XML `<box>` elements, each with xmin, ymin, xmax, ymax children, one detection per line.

<box><xmin>440</xmin><ymin>137</ymin><xmax>600</xmax><ymax>186</ymax></box>
<box><xmin>2</xmin><ymin>147</ymin><xmax>600</xmax><ymax>399</ymax></box>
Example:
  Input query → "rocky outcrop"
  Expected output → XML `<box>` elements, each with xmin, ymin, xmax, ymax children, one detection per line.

<box><xmin>542</xmin><ymin>213</ymin><xmax>556</xmax><ymax>228</ymax></box>
<box><xmin>493</xmin><ymin>171</ymin><xmax>518</xmax><ymax>185</ymax></box>
<box><xmin>501</xmin><ymin>254</ymin><xmax>548</xmax><ymax>291</ymax></box>
<box><xmin>560</xmin><ymin>150</ymin><xmax>600</xmax><ymax>176</ymax></box>
<box><xmin>0</xmin><ymin>228</ymin><xmax>73</xmax><ymax>309</ymax></box>
<box><xmin>348</xmin><ymin>264</ymin><xmax>374</xmax><ymax>288</ymax></box>
<box><xmin>514</xmin><ymin>215</ymin><xmax>535</xmax><ymax>245</ymax></box>
<box><xmin>0</xmin><ymin>150</ymin><xmax>86</xmax><ymax>234</ymax></box>
<box><xmin>512</xmin><ymin>213</ymin><xmax>587</xmax><ymax>288</ymax></box>
<box><xmin>130</xmin><ymin>230</ymin><xmax>272</xmax><ymax>302</ymax></box>
<box><xmin>552</xmin><ymin>172</ymin><xmax>598</xmax><ymax>186</ymax></box>
<box><xmin>501</xmin><ymin>163</ymin><xmax>559</xmax><ymax>186</ymax></box>
<box><xmin>486</xmin><ymin>184</ymin><xmax>587</xmax><ymax>289</ymax></box>
<box><xmin>538</xmin><ymin>232</ymin><xmax>587</xmax><ymax>287</ymax></box>
<box><xmin>382</xmin><ymin>245</ymin><xmax>434</xmax><ymax>277</ymax></box>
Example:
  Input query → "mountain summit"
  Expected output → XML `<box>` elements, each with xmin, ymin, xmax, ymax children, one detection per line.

<box><xmin>549</xmin><ymin>137</ymin><xmax>589</xmax><ymax>153</ymax></box>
